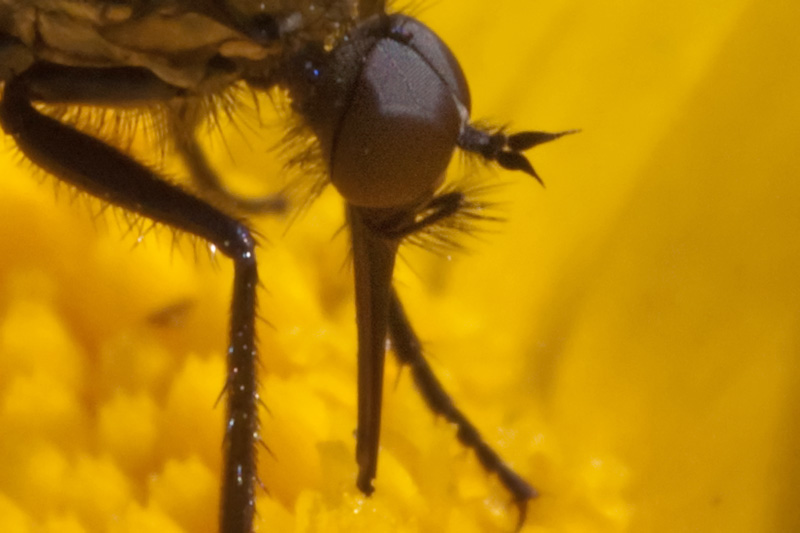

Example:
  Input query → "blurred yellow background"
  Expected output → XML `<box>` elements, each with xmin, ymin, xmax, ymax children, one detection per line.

<box><xmin>1</xmin><ymin>0</ymin><xmax>799</xmax><ymax>531</ymax></box>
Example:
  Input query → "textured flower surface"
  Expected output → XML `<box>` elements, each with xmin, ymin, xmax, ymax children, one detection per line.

<box><xmin>1</xmin><ymin>1</ymin><xmax>799</xmax><ymax>532</ymax></box>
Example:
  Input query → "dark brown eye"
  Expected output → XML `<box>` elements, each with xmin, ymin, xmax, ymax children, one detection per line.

<box><xmin>290</xmin><ymin>14</ymin><xmax>471</xmax><ymax>209</ymax></box>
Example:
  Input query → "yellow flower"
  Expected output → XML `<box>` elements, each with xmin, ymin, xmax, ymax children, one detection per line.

<box><xmin>2</xmin><ymin>1</ymin><xmax>799</xmax><ymax>532</ymax></box>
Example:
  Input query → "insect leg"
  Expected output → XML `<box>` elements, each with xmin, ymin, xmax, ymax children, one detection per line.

<box><xmin>168</xmin><ymin>100</ymin><xmax>288</xmax><ymax>214</ymax></box>
<box><xmin>387</xmin><ymin>291</ymin><xmax>535</xmax><ymax>528</ymax></box>
<box><xmin>0</xmin><ymin>63</ymin><xmax>259</xmax><ymax>533</ymax></box>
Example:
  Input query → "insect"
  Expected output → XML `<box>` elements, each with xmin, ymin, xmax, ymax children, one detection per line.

<box><xmin>0</xmin><ymin>0</ymin><xmax>572</xmax><ymax>531</ymax></box>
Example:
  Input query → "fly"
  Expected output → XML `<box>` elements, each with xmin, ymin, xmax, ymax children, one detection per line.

<box><xmin>0</xmin><ymin>1</ymin><xmax>573</xmax><ymax>531</ymax></box>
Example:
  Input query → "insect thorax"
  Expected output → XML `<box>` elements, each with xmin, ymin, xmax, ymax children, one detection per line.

<box><xmin>0</xmin><ymin>0</ymin><xmax>359</xmax><ymax>91</ymax></box>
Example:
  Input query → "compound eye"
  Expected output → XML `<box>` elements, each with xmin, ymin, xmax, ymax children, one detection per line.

<box><xmin>328</xmin><ymin>16</ymin><xmax>469</xmax><ymax>209</ymax></box>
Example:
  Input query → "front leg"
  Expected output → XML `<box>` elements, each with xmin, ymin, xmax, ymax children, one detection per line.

<box><xmin>388</xmin><ymin>291</ymin><xmax>535</xmax><ymax>528</ymax></box>
<box><xmin>0</xmin><ymin>63</ymin><xmax>260</xmax><ymax>533</ymax></box>
<box><xmin>167</xmin><ymin>99</ymin><xmax>288</xmax><ymax>214</ymax></box>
